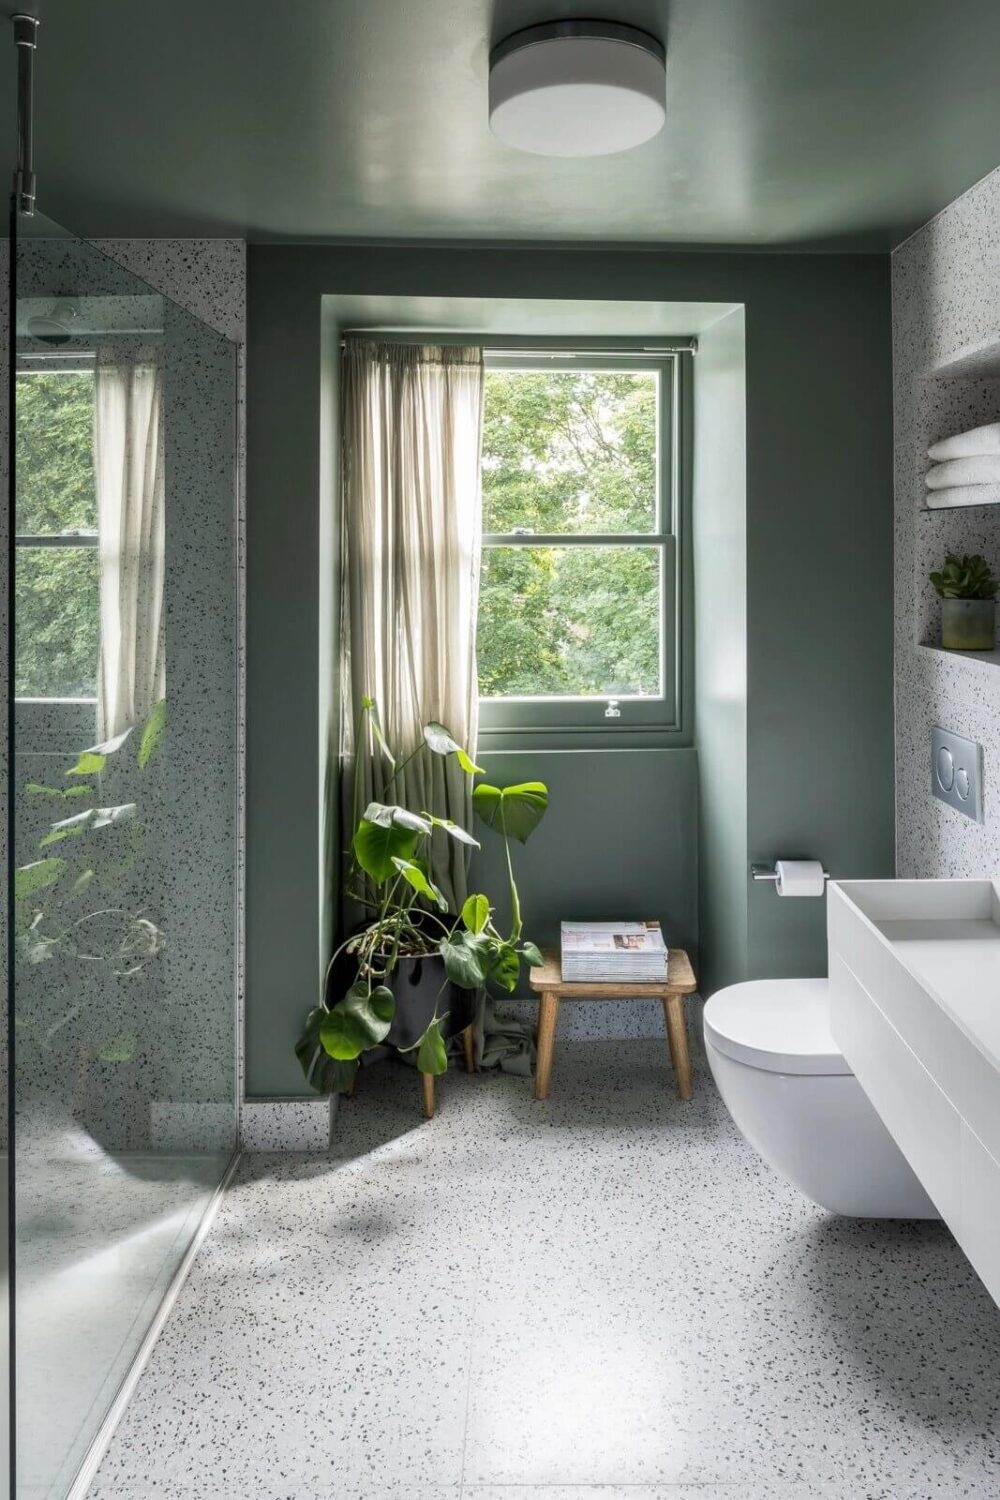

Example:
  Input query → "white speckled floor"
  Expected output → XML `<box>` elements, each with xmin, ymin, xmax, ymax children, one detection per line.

<box><xmin>91</xmin><ymin>1030</ymin><xmax>1000</xmax><ymax>1499</ymax></box>
<box><xmin>12</xmin><ymin>1133</ymin><xmax>228</xmax><ymax>1500</ymax></box>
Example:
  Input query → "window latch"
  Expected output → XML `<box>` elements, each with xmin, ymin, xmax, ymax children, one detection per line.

<box><xmin>604</xmin><ymin>698</ymin><xmax>622</xmax><ymax>719</ymax></box>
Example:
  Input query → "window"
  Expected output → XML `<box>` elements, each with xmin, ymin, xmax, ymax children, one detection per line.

<box><xmin>478</xmin><ymin>350</ymin><xmax>686</xmax><ymax>738</ymax></box>
<box><xmin>15</xmin><ymin>365</ymin><xmax>100</xmax><ymax>701</ymax></box>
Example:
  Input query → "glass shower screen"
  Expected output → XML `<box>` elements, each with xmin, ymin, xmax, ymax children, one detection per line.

<box><xmin>6</xmin><ymin>209</ymin><xmax>239</xmax><ymax>1499</ymax></box>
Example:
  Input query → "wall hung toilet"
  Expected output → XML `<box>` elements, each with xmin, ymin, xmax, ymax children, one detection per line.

<box><xmin>704</xmin><ymin>978</ymin><xmax>938</xmax><ymax>1218</ymax></box>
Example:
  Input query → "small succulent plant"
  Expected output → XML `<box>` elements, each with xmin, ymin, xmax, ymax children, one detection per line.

<box><xmin>929</xmin><ymin>553</ymin><xmax>998</xmax><ymax>601</ymax></box>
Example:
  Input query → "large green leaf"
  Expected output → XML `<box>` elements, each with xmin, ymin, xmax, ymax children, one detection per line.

<box><xmin>440</xmin><ymin>930</ymin><xmax>488</xmax><ymax>989</ymax></box>
<box><xmin>14</xmin><ymin>858</ymin><xmax>66</xmax><ymax>902</ymax></box>
<box><xmin>138</xmin><ymin>699</ymin><xmax>167</xmax><ymax>769</ymax></box>
<box><xmin>461</xmin><ymin>893</ymin><xmax>490</xmax><ymax>934</ymax></box>
<box><xmin>296</xmin><ymin>1006</ymin><xmax>360</xmax><ymax>1095</ymax></box>
<box><xmin>353</xmin><ymin>803</ymin><xmax>431</xmax><ymax>883</ymax></box>
<box><xmin>416</xmin><ymin>1017</ymin><xmax>448</xmax><ymax>1076</ymax></box>
<box><xmin>422</xmin><ymin>721</ymin><xmax>483</xmax><ymax>775</ymax></box>
<box><xmin>489</xmin><ymin>942</ymin><xmax>520</xmax><ymax>993</ymax></box>
<box><xmin>362</xmin><ymin>802</ymin><xmax>432</xmax><ymax>835</ymax></box>
<box><xmin>424</xmin><ymin>813</ymin><xmax>480</xmax><ymax>849</ymax></box>
<box><xmin>40</xmin><ymin>803</ymin><xmax>137</xmax><ymax>848</ymax></box>
<box><xmin>25</xmin><ymin>782</ymin><xmax>94</xmax><ymax>801</ymax></box>
<box><xmin>320</xmin><ymin>981</ymin><xmax>395</xmax><ymax>1060</ymax></box>
<box><xmin>473</xmin><ymin>782</ymin><xmax>549</xmax><ymax>844</ymax></box>
<box><xmin>391</xmin><ymin>857</ymin><xmax>448</xmax><ymax>911</ymax></box>
<box><xmin>66</xmin><ymin>751</ymin><xmax>106</xmax><ymax>779</ymax></box>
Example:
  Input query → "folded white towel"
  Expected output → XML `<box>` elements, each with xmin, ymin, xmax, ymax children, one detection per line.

<box><xmin>928</xmin><ymin>422</ymin><xmax>1000</xmax><ymax>460</ymax></box>
<box><xmin>926</xmin><ymin>456</ymin><xmax>1000</xmax><ymax>489</ymax></box>
<box><xmin>925</xmin><ymin>484</ymin><xmax>1000</xmax><ymax>509</ymax></box>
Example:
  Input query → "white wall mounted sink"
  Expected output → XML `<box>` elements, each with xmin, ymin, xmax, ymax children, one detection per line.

<box><xmin>828</xmin><ymin>879</ymin><xmax>1000</xmax><ymax>1301</ymax></box>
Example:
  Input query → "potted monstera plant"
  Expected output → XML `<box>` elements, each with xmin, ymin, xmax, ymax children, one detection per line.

<box><xmin>296</xmin><ymin>697</ymin><xmax>547</xmax><ymax>1107</ymax></box>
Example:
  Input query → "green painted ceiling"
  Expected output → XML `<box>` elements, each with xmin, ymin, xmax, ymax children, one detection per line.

<box><xmin>5</xmin><ymin>0</ymin><xmax>1000</xmax><ymax>248</ymax></box>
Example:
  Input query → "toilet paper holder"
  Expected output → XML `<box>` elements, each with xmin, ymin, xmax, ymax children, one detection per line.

<box><xmin>750</xmin><ymin>861</ymin><xmax>830</xmax><ymax>883</ymax></box>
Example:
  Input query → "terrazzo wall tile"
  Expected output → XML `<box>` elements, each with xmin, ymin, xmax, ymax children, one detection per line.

<box><xmin>94</xmin><ymin>238</ymin><xmax>247</xmax><ymax>1132</ymax></box>
<box><xmin>893</xmin><ymin>168</ymin><xmax>1000</xmax><ymax>879</ymax></box>
<box><xmin>239</xmin><ymin>1099</ymin><xmax>333</xmax><ymax>1152</ymax></box>
<box><xmin>10</xmin><ymin>235</ymin><xmax>245</xmax><ymax>1153</ymax></box>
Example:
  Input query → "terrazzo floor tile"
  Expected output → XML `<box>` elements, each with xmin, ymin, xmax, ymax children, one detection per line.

<box><xmin>462</xmin><ymin>1487</ymin><xmax>831</xmax><ymax>1499</ymax></box>
<box><xmin>90</xmin><ymin>1039</ymin><xmax>1000</xmax><ymax>1499</ymax></box>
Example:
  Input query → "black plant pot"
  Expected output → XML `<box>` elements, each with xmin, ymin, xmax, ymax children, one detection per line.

<box><xmin>385</xmin><ymin>953</ymin><xmax>474</xmax><ymax>1051</ymax></box>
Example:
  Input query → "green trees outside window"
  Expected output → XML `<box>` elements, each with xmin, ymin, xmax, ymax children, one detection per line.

<box><xmin>478</xmin><ymin>367</ymin><xmax>663</xmax><ymax>701</ymax></box>
<box><xmin>15</xmin><ymin>370</ymin><xmax>100</xmax><ymax>700</ymax></box>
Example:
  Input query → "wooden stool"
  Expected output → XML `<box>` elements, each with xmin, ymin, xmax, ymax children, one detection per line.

<box><xmin>421</xmin><ymin>1023</ymin><xmax>476</xmax><ymax>1119</ymax></box>
<box><xmin>528</xmin><ymin>949</ymin><xmax>697</xmax><ymax>1101</ymax></box>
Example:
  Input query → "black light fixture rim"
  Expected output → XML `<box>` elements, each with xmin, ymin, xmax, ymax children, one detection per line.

<box><xmin>489</xmin><ymin>19</ymin><xmax>666</xmax><ymax>71</ymax></box>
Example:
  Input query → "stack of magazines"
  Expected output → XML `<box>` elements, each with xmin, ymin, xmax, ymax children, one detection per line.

<box><xmin>560</xmin><ymin>920</ymin><xmax>669</xmax><ymax>982</ymax></box>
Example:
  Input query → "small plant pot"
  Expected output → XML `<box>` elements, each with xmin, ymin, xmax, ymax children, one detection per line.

<box><xmin>941</xmin><ymin>597</ymin><xmax>996</xmax><ymax>651</ymax></box>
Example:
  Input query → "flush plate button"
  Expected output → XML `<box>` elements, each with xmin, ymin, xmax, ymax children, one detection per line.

<box><xmin>931</xmin><ymin>726</ymin><xmax>984</xmax><ymax>823</ymax></box>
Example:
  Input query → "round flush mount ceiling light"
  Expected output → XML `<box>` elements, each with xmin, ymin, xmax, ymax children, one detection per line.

<box><xmin>488</xmin><ymin>20</ymin><xmax>666</xmax><ymax>157</ymax></box>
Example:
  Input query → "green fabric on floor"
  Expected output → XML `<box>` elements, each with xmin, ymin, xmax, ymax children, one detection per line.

<box><xmin>472</xmin><ymin>988</ymin><xmax>535</xmax><ymax>1077</ymax></box>
<box><xmin>392</xmin><ymin>989</ymin><xmax>534</xmax><ymax>1077</ymax></box>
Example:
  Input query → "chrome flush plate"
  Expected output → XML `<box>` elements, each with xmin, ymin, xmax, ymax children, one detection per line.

<box><xmin>931</xmin><ymin>725</ymin><xmax>984</xmax><ymax>823</ymax></box>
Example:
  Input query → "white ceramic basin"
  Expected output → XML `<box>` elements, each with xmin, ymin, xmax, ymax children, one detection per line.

<box><xmin>828</xmin><ymin>879</ymin><xmax>1000</xmax><ymax>1301</ymax></box>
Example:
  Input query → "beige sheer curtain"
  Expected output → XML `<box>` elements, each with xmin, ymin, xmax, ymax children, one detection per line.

<box><xmin>94</xmin><ymin>353</ymin><xmax>165</xmax><ymax>741</ymax></box>
<box><xmin>341</xmin><ymin>339</ymin><xmax>484</xmax><ymax>910</ymax></box>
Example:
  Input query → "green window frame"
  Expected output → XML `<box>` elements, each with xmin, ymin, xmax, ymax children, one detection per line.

<box><xmin>478</xmin><ymin>345</ymin><xmax>692</xmax><ymax>750</ymax></box>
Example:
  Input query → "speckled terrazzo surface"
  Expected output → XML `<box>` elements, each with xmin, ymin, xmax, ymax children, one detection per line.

<box><xmin>9</xmin><ymin>234</ymin><xmax>245</xmax><ymax>1155</ymax></box>
<box><xmin>4</xmin><ymin>233</ymin><xmax>244</xmax><ymax>1496</ymax></box>
<box><xmin>893</xmin><ymin>168</ymin><xmax>1000</xmax><ymax>878</ymax></box>
<box><xmin>91</xmin><ymin>1031</ymin><xmax>1000</xmax><ymax>1499</ymax></box>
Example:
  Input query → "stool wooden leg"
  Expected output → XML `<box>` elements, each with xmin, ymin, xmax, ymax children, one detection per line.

<box><xmin>662</xmin><ymin>993</ymin><xmax>693</xmax><ymax>1100</ymax></box>
<box><xmin>535</xmin><ymin>991</ymin><xmax>560</xmax><ymax>1100</ymax></box>
<box><xmin>461</xmin><ymin>1023</ymin><xmax>476</xmax><ymax>1075</ymax></box>
<box><xmin>421</xmin><ymin>1073</ymin><xmax>435</xmax><ymax>1119</ymax></box>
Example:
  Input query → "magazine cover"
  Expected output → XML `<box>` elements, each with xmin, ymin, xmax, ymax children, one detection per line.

<box><xmin>560</xmin><ymin>920</ymin><xmax>668</xmax><ymax>980</ymax></box>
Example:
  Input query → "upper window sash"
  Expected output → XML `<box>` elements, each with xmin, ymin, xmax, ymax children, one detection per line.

<box><xmin>482</xmin><ymin>352</ymin><xmax>670</xmax><ymax>542</ymax></box>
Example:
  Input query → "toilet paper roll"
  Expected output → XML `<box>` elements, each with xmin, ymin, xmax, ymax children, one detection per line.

<box><xmin>774</xmin><ymin>860</ymin><xmax>826</xmax><ymax>898</ymax></box>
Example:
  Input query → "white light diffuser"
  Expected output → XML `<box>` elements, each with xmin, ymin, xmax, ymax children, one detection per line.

<box><xmin>489</xmin><ymin>21</ymin><xmax>666</xmax><ymax>158</ymax></box>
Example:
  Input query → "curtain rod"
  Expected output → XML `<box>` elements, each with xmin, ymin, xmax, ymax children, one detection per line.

<box><xmin>339</xmin><ymin>334</ymin><xmax>698</xmax><ymax>355</ymax></box>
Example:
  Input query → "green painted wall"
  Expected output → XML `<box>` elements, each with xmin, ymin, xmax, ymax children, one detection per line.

<box><xmin>246</xmin><ymin>243</ymin><xmax>893</xmax><ymax>1098</ymax></box>
<box><xmin>693</xmin><ymin>308</ymin><xmax>748</xmax><ymax>995</ymax></box>
<box><xmin>470</xmin><ymin>750</ymin><xmax>698</xmax><ymax>965</ymax></box>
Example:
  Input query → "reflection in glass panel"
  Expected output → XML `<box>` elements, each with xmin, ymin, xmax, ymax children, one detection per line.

<box><xmin>481</xmin><ymin>368</ymin><xmax>659</xmax><ymax>535</ymax></box>
<box><xmin>478</xmin><ymin>544</ymin><xmax>662</xmax><ymax>699</ymax></box>
<box><xmin>14</xmin><ymin>546</ymin><xmax>99</xmax><ymax>698</ymax></box>
<box><xmin>15</xmin><ymin>368</ymin><xmax>96</xmax><ymax>533</ymax></box>
<box><xmin>11</xmin><ymin>213</ymin><xmax>238</xmax><ymax>1499</ymax></box>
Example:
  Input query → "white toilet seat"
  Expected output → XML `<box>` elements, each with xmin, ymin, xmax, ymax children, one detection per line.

<box><xmin>704</xmin><ymin>977</ymin><xmax>938</xmax><ymax>1218</ymax></box>
<box><xmin>704</xmin><ymin>977</ymin><xmax>851</xmax><ymax>1076</ymax></box>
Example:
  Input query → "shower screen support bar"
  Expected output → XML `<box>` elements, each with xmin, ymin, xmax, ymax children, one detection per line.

<box><xmin>12</xmin><ymin>13</ymin><xmax>38</xmax><ymax>216</ymax></box>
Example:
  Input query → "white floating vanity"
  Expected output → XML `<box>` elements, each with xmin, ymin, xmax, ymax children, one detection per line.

<box><xmin>829</xmin><ymin>879</ymin><xmax>1000</xmax><ymax>1300</ymax></box>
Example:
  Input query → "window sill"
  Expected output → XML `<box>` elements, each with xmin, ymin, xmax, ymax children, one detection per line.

<box><xmin>477</xmin><ymin>722</ymin><xmax>691</xmax><ymax>753</ymax></box>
